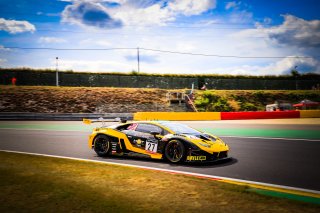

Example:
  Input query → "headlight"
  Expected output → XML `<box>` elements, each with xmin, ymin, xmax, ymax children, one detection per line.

<box><xmin>184</xmin><ymin>134</ymin><xmax>199</xmax><ymax>139</ymax></box>
<box><xmin>198</xmin><ymin>142</ymin><xmax>211</xmax><ymax>148</ymax></box>
<box><xmin>218</xmin><ymin>138</ymin><xmax>227</xmax><ymax>146</ymax></box>
<box><xmin>203</xmin><ymin>133</ymin><xmax>217</xmax><ymax>142</ymax></box>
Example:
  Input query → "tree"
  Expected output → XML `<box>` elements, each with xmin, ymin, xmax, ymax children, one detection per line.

<box><xmin>291</xmin><ymin>66</ymin><xmax>300</xmax><ymax>77</ymax></box>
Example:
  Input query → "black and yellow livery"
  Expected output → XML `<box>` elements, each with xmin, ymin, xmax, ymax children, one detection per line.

<box><xmin>84</xmin><ymin>119</ymin><xmax>229</xmax><ymax>163</ymax></box>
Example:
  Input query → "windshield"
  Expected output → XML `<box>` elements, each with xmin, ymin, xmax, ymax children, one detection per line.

<box><xmin>158</xmin><ymin>122</ymin><xmax>201</xmax><ymax>135</ymax></box>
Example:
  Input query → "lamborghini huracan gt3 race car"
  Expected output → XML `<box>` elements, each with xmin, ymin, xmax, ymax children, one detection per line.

<box><xmin>84</xmin><ymin>119</ymin><xmax>229</xmax><ymax>163</ymax></box>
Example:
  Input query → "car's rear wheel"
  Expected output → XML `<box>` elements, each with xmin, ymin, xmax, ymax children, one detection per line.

<box><xmin>164</xmin><ymin>140</ymin><xmax>185</xmax><ymax>163</ymax></box>
<box><xmin>93</xmin><ymin>135</ymin><xmax>111</xmax><ymax>157</ymax></box>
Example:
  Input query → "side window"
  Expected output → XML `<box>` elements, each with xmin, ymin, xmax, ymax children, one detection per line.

<box><xmin>136</xmin><ymin>124</ymin><xmax>163</xmax><ymax>134</ymax></box>
<box><xmin>115</xmin><ymin>123</ymin><xmax>135</xmax><ymax>131</ymax></box>
<box><xmin>162</xmin><ymin>129</ymin><xmax>169</xmax><ymax>135</ymax></box>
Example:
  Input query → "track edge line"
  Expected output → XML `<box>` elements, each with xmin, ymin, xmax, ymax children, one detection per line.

<box><xmin>1</xmin><ymin>149</ymin><xmax>319</xmax><ymax>199</ymax></box>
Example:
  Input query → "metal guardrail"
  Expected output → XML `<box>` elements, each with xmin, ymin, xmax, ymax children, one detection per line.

<box><xmin>166</xmin><ymin>92</ymin><xmax>198</xmax><ymax>112</ymax></box>
<box><xmin>185</xmin><ymin>95</ymin><xmax>198</xmax><ymax>112</ymax></box>
<box><xmin>166</xmin><ymin>92</ymin><xmax>185</xmax><ymax>103</ymax></box>
<box><xmin>0</xmin><ymin>113</ymin><xmax>133</xmax><ymax>121</ymax></box>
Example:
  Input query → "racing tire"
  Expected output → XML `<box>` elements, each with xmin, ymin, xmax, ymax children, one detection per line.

<box><xmin>164</xmin><ymin>140</ymin><xmax>185</xmax><ymax>163</ymax></box>
<box><xmin>93</xmin><ymin>135</ymin><xmax>111</xmax><ymax>157</ymax></box>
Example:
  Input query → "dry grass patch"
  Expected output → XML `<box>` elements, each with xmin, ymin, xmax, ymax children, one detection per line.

<box><xmin>0</xmin><ymin>86</ymin><xmax>170</xmax><ymax>113</ymax></box>
<box><xmin>0</xmin><ymin>152</ymin><xmax>319</xmax><ymax>213</ymax></box>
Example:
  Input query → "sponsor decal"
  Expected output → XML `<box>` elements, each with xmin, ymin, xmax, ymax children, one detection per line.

<box><xmin>133</xmin><ymin>139</ymin><xmax>143</xmax><ymax>147</ymax></box>
<box><xmin>162</xmin><ymin>134</ymin><xmax>174</xmax><ymax>142</ymax></box>
<box><xmin>111</xmin><ymin>142</ymin><xmax>117</xmax><ymax>153</ymax></box>
<box><xmin>127</xmin><ymin>123</ymin><xmax>138</xmax><ymax>130</ymax></box>
<box><xmin>187</xmin><ymin>156</ymin><xmax>206</xmax><ymax>161</ymax></box>
<box><xmin>145</xmin><ymin>140</ymin><xmax>158</xmax><ymax>153</ymax></box>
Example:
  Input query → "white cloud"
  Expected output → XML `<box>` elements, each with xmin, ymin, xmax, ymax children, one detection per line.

<box><xmin>60</xmin><ymin>0</ymin><xmax>126</xmax><ymax>3</ymax></box>
<box><xmin>113</xmin><ymin>4</ymin><xmax>173</xmax><ymax>26</ymax></box>
<box><xmin>53</xmin><ymin>55</ymin><xmax>319</xmax><ymax>75</ymax></box>
<box><xmin>48</xmin><ymin>20</ymin><xmax>319</xmax><ymax>75</ymax></box>
<box><xmin>175</xmin><ymin>42</ymin><xmax>196</xmax><ymax>52</ymax></box>
<box><xmin>5</xmin><ymin>2</ymin><xmax>319</xmax><ymax>76</ymax></box>
<box><xmin>222</xmin><ymin>1</ymin><xmax>254</xmax><ymax>24</ymax></box>
<box><xmin>231</xmin><ymin>14</ymin><xmax>320</xmax><ymax>57</ymax></box>
<box><xmin>0</xmin><ymin>18</ymin><xmax>36</xmax><ymax>34</ymax></box>
<box><xmin>168</xmin><ymin>0</ymin><xmax>216</xmax><ymax>16</ymax></box>
<box><xmin>266</xmin><ymin>57</ymin><xmax>320</xmax><ymax>74</ymax></box>
<box><xmin>115</xmin><ymin>0</ymin><xmax>216</xmax><ymax>26</ymax></box>
<box><xmin>125</xmin><ymin>49</ymin><xmax>159</xmax><ymax>64</ymax></box>
<box><xmin>56</xmin><ymin>59</ymin><xmax>133</xmax><ymax>71</ymax></box>
<box><xmin>229</xmin><ymin>10</ymin><xmax>253</xmax><ymax>24</ymax></box>
<box><xmin>61</xmin><ymin>0</ymin><xmax>217</xmax><ymax>28</ymax></box>
<box><xmin>225</xmin><ymin>1</ymin><xmax>239</xmax><ymax>10</ymax></box>
<box><xmin>209</xmin><ymin>57</ymin><xmax>320</xmax><ymax>76</ymax></box>
<box><xmin>80</xmin><ymin>38</ymin><xmax>111</xmax><ymax>47</ymax></box>
<box><xmin>259</xmin><ymin>57</ymin><xmax>319</xmax><ymax>75</ymax></box>
<box><xmin>263</xmin><ymin>17</ymin><xmax>272</xmax><ymax>25</ymax></box>
<box><xmin>0</xmin><ymin>45</ymin><xmax>11</xmax><ymax>51</ymax></box>
<box><xmin>260</xmin><ymin>14</ymin><xmax>320</xmax><ymax>48</ymax></box>
<box><xmin>39</xmin><ymin>37</ymin><xmax>67</xmax><ymax>43</ymax></box>
<box><xmin>0</xmin><ymin>58</ymin><xmax>7</xmax><ymax>65</ymax></box>
<box><xmin>61</xmin><ymin>1</ymin><xmax>122</xmax><ymax>29</ymax></box>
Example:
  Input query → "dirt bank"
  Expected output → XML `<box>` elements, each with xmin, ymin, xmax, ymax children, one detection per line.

<box><xmin>0</xmin><ymin>86</ymin><xmax>178</xmax><ymax>113</ymax></box>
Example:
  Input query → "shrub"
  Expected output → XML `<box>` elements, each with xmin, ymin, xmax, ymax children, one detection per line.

<box><xmin>239</xmin><ymin>102</ymin><xmax>258</xmax><ymax>111</ymax></box>
<box><xmin>195</xmin><ymin>91</ymin><xmax>232</xmax><ymax>112</ymax></box>
<box><xmin>227</xmin><ymin>100</ymin><xmax>240</xmax><ymax>111</ymax></box>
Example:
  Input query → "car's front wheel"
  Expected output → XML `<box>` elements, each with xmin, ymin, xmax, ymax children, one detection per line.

<box><xmin>164</xmin><ymin>140</ymin><xmax>185</xmax><ymax>163</ymax></box>
<box><xmin>93</xmin><ymin>135</ymin><xmax>111</xmax><ymax>157</ymax></box>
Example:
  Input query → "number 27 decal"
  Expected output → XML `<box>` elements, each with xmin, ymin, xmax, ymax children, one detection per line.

<box><xmin>145</xmin><ymin>141</ymin><xmax>158</xmax><ymax>153</ymax></box>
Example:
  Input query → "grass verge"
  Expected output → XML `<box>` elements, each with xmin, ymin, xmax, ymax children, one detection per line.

<box><xmin>201</xmin><ymin>128</ymin><xmax>320</xmax><ymax>140</ymax></box>
<box><xmin>0</xmin><ymin>152</ymin><xmax>319</xmax><ymax>213</ymax></box>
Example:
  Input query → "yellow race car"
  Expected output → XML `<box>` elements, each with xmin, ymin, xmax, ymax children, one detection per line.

<box><xmin>84</xmin><ymin>119</ymin><xmax>229</xmax><ymax>163</ymax></box>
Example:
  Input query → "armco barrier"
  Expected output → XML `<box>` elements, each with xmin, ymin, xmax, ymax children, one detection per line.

<box><xmin>299</xmin><ymin>110</ymin><xmax>320</xmax><ymax>118</ymax></box>
<box><xmin>221</xmin><ymin>111</ymin><xmax>300</xmax><ymax>120</ymax></box>
<box><xmin>134</xmin><ymin>112</ymin><xmax>221</xmax><ymax>121</ymax></box>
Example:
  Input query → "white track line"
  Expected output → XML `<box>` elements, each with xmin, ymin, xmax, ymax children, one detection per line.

<box><xmin>0</xmin><ymin>128</ymin><xmax>90</xmax><ymax>132</ymax></box>
<box><xmin>220</xmin><ymin>135</ymin><xmax>320</xmax><ymax>142</ymax></box>
<box><xmin>1</xmin><ymin>149</ymin><xmax>319</xmax><ymax>196</ymax></box>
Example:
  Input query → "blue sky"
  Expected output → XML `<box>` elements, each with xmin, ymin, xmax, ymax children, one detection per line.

<box><xmin>0</xmin><ymin>0</ymin><xmax>319</xmax><ymax>75</ymax></box>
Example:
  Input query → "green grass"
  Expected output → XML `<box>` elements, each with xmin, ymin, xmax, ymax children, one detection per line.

<box><xmin>201</xmin><ymin>128</ymin><xmax>320</xmax><ymax>140</ymax></box>
<box><xmin>0</xmin><ymin>152</ymin><xmax>319</xmax><ymax>213</ymax></box>
<box><xmin>195</xmin><ymin>90</ymin><xmax>320</xmax><ymax>111</ymax></box>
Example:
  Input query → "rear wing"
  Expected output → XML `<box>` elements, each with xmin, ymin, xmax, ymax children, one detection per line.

<box><xmin>82</xmin><ymin>117</ymin><xmax>127</xmax><ymax>125</ymax></box>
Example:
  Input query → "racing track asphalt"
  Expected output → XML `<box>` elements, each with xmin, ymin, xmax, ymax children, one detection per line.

<box><xmin>0</xmin><ymin>120</ymin><xmax>320</xmax><ymax>191</ymax></box>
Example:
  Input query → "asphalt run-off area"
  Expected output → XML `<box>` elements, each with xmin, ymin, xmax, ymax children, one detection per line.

<box><xmin>1</xmin><ymin>118</ymin><xmax>320</xmax><ymax>199</ymax></box>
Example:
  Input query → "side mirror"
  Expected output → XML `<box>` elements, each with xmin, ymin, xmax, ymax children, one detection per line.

<box><xmin>150</xmin><ymin>131</ymin><xmax>161</xmax><ymax>139</ymax></box>
<box><xmin>150</xmin><ymin>131</ymin><xmax>160</xmax><ymax>136</ymax></box>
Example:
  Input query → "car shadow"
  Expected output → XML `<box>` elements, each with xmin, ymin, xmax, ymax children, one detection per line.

<box><xmin>179</xmin><ymin>157</ymin><xmax>238</xmax><ymax>168</ymax></box>
<box><xmin>97</xmin><ymin>154</ymin><xmax>237</xmax><ymax>168</ymax></box>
